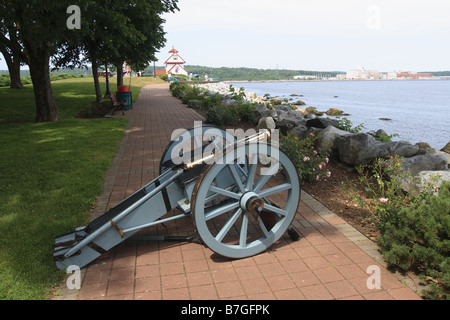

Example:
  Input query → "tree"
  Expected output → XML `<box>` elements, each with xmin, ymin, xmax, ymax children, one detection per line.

<box><xmin>3</xmin><ymin>0</ymin><xmax>80</xmax><ymax>122</ymax></box>
<box><xmin>110</xmin><ymin>0</ymin><xmax>179</xmax><ymax>89</ymax></box>
<box><xmin>0</xmin><ymin>24</ymin><xmax>26</xmax><ymax>89</ymax></box>
<box><xmin>3</xmin><ymin>0</ymin><xmax>179</xmax><ymax>122</ymax></box>
<box><xmin>0</xmin><ymin>2</ymin><xmax>26</xmax><ymax>89</ymax></box>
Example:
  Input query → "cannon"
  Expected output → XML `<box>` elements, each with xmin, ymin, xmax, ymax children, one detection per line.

<box><xmin>53</xmin><ymin>125</ymin><xmax>301</xmax><ymax>270</ymax></box>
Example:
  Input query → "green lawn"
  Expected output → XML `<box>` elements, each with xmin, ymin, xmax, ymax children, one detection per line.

<box><xmin>0</xmin><ymin>76</ymin><xmax>162</xmax><ymax>299</ymax></box>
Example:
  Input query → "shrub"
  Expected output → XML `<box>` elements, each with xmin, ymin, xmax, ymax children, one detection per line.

<box><xmin>187</xmin><ymin>99</ymin><xmax>202</xmax><ymax>109</ymax></box>
<box><xmin>377</xmin><ymin>181</ymin><xmax>450</xmax><ymax>300</ymax></box>
<box><xmin>279</xmin><ymin>132</ymin><xmax>330</xmax><ymax>183</ymax></box>
<box><xmin>206</xmin><ymin>104</ymin><xmax>237</xmax><ymax>126</ymax></box>
<box><xmin>356</xmin><ymin>155</ymin><xmax>411</xmax><ymax>232</ymax></box>
<box><xmin>334</xmin><ymin>116</ymin><xmax>364</xmax><ymax>133</ymax></box>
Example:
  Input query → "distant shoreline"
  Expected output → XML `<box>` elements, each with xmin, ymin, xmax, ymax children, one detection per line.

<box><xmin>224</xmin><ymin>78</ymin><xmax>450</xmax><ymax>83</ymax></box>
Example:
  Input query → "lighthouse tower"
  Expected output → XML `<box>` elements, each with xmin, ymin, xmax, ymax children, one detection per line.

<box><xmin>165</xmin><ymin>47</ymin><xmax>188</xmax><ymax>76</ymax></box>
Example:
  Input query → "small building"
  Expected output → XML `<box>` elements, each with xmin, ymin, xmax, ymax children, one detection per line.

<box><xmin>165</xmin><ymin>47</ymin><xmax>188</xmax><ymax>76</ymax></box>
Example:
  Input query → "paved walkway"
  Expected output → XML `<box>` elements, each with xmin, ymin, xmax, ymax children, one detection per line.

<box><xmin>74</xmin><ymin>83</ymin><xmax>422</xmax><ymax>300</ymax></box>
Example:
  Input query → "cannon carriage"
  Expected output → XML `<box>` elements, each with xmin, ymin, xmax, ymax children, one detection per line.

<box><xmin>53</xmin><ymin>126</ymin><xmax>301</xmax><ymax>270</ymax></box>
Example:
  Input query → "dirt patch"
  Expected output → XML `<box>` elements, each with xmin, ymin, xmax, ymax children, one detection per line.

<box><xmin>302</xmin><ymin>159</ymin><xmax>381</xmax><ymax>241</ymax></box>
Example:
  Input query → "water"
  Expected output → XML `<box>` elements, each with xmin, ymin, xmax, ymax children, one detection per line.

<box><xmin>228</xmin><ymin>80</ymin><xmax>450</xmax><ymax>150</ymax></box>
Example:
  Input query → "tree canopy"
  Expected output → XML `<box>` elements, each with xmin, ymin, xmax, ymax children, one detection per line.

<box><xmin>1</xmin><ymin>0</ymin><xmax>179</xmax><ymax>122</ymax></box>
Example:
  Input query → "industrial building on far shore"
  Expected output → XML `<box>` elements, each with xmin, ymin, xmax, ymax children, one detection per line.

<box><xmin>334</xmin><ymin>67</ymin><xmax>434</xmax><ymax>80</ymax></box>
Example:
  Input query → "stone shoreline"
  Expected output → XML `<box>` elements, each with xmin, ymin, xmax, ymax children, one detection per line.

<box><xmin>193</xmin><ymin>82</ymin><xmax>450</xmax><ymax>196</ymax></box>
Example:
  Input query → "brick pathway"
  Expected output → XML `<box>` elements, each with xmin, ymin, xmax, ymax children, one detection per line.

<box><xmin>76</xmin><ymin>83</ymin><xmax>422</xmax><ymax>300</ymax></box>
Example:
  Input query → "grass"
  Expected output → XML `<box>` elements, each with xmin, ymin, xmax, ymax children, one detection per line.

<box><xmin>0</xmin><ymin>75</ymin><xmax>163</xmax><ymax>299</ymax></box>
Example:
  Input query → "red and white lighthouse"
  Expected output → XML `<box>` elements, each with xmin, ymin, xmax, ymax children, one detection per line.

<box><xmin>165</xmin><ymin>47</ymin><xmax>188</xmax><ymax>76</ymax></box>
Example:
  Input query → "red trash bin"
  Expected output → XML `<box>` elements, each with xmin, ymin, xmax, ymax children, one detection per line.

<box><xmin>118</xmin><ymin>86</ymin><xmax>129</xmax><ymax>92</ymax></box>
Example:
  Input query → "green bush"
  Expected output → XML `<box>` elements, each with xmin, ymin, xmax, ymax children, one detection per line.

<box><xmin>279</xmin><ymin>132</ymin><xmax>330</xmax><ymax>183</ymax></box>
<box><xmin>169</xmin><ymin>82</ymin><xmax>190</xmax><ymax>99</ymax></box>
<box><xmin>187</xmin><ymin>99</ymin><xmax>202</xmax><ymax>109</ymax></box>
<box><xmin>356</xmin><ymin>155</ymin><xmax>410</xmax><ymax>232</ymax></box>
<box><xmin>334</xmin><ymin>116</ymin><xmax>364</xmax><ymax>133</ymax></box>
<box><xmin>377</xmin><ymin>181</ymin><xmax>450</xmax><ymax>300</ymax></box>
<box><xmin>206</xmin><ymin>104</ymin><xmax>238</xmax><ymax>126</ymax></box>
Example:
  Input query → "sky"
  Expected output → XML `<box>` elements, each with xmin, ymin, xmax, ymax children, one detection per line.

<box><xmin>153</xmin><ymin>0</ymin><xmax>450</xmax><ymax>72</ymax></box>
<box><xmin>1</xmin><ymin>0</ymin><xmax>449</xmax><ymax>72</ymax></box>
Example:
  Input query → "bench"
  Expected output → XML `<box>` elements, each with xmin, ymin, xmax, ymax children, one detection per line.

<box><xmin>110</xmin><ymin>94</ymin><xmax>127</xmax><ymax>115</ymax></box>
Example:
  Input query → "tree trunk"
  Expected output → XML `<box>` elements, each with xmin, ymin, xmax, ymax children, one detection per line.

<box><xmin>27</xmin><ymin>46</ymin><xmax>60</xmax><ymax>122</ymax></box>
<box><xmin>0</xmin><ymin>45</ymin><xmax>23</xmax><ymax>89</ymax></box>
<box><xmin>8</xmin><ymin>58</ymin><xmax>23</xmax><ymax>89</ymax></box>
<box><xmin>116</xmin><ymin>63</ymin><xmax>123</xmax><ymax>88</ymax></box>
<box><xmin>91</xmin><ymin>59</ymin><xmax>102</xmax><ymax>103</ymax></box>
<box><xmin>0</xmin><ymin>28</ymin><xmax>24</xmax><ymax>89</ymax></box>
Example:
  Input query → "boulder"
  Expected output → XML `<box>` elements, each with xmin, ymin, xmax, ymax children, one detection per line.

<box><xmin>288</xmin><ymin>125</ymin><xmax>308</xmax><ymax>139</ymax></box>
<box><xmin>428</xmin><ymin>148</ymin><xmax>450</xmax><ymax>164</ymax></box>
<box><xmin>401</xmin><ymin>154</ymin><xmax>448</xmax><ymax>177</ymax></box>
<box><xmin>249</xmin><ymin>104</ymin><xmax>269</xmax><ymax>124</ymax></box>
<box><xmin>441</xmin><ymin>141</ymin><xmax>450</xmax><ymax>153</ymax></box>
<box><xmin>275</xmin><ymin>111</ymin><xmax>306</xmax><ymax>134</ymax></box>
<box><xmin>408</xmin><ymin>170</ymin><xmax>450</xmax><ymax>197</ymax></box>
<box><xmin>222</xmin><ymin>98</ymin><xmax>237</xmax><ymax>107</ymax></box>
<box><xmin>306</xmin><ymin>117</ymin><xmax>339</xmax><ymax>129</ymax></box>
<box><xmin>257</xmin><ymin>117</ymin><xmax>276</xmax><ymax>130</ymax></box>
<box><xmin>415</xmin><ymin>142</ymin><xmax>432</xmax><ymax>155</ymax></box>
<box><xmin>335</xmin><ymin>133</ymin><xmax>376</xmax><ymax>165</ymax></box>
<box><xmin>355</xmin><ymin>141</ymin><xmax>420</xmax><ymax>166</ymax></box>
<box><xmin>315</xmin><ymin>125</ymin><xmax>350</xmax><ymax>155</ymax></box>
<box><xmin>325</xmin><ymin>108</ymin><xmax>344</xmax><ymax>116</ymax></box>
<box><xmin>245</xmin><ymin>92</ymin><xmax>257</xmax><ymax>99</ymax></box>
<box><xmin>275</xmin><ymin>105</ymin><xmax>292</xmax><ymax>113</ymax></box>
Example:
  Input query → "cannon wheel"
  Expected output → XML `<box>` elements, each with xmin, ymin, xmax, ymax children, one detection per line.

<box><xmin>191</xmin><ymin>143</ymin><xmax>301</xmax><ymax>259</ymax></box>
<box><xmin>159</xmin><ymin>126</ymin><xmax>235</xmax><ymax>174</ymax></box>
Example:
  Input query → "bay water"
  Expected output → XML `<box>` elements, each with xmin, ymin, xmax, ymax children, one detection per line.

<box><xmin>228</xmin><ymin>80</ymin><xmax>450</xmax><ymax>150</ymax></box>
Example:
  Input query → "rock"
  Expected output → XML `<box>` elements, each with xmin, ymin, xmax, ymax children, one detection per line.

<box><xmin>355</xmin><ymin>141</ymin><xmax>420</xmax><ymax>166</ymax></box>
<box><xmin>376</xmin><ymin>129</ymin><xmax>388</xmax><ymax>138</ymax></box>
<box><xmin>306</xmin><ymin>117</ymin><xmax>339</xmax><ymax>129</ymax></box>
<box><xmin>288</xmin><ymin>125</ymin><xmax>308</xmax><ymax>138</ymax></box>
<box><xmin>408</xmin><ymin>171</ymin><xmax>450</xmax><ymax>197</ymax></box>
<box><xmin>292</xmin><ymin>100</ymin><xmax>306</xmax><ymax>106</ymax></box>
<box><xmin>275</xmin><ymin>111</ymin><xmax>306</xmax><ymax>134</ymax></box>
<box><xmin>335</xmin><ymin>133</ymin><xmax>376</xmax><ymax>165</ymax></box>
<box><xmin>315</xmin><ymin>126</ymin><xmax>350</xmax><ymax>155</ymax></box>
<box><xmin>222</xmin><ymin>98</ymin><xmax>237</xmax><ymax>107</ymax></box>
<box><xmin>325</xmin><ymin>108</ymin><xmax>344</xmax><ymax>116</ymax></box>
<box><xmin>257</xmin><ymin>117</ymin><xmax>276</xmax><ymax>130</ymax></box>
<box><xmin>441</xmin><ymin>141</ymin><xmax>450</xmax><ymax>153</ymax></box>
<box><xmin>428</xmin><ymin>148</ymin><xmax>450</xmax><ymax>164</ymax></box>
<box><xmin>296</xmin><ymin>108</ymin><xmax>307</xmax><ymax>116</ymax></box>
<box><xmin>415</xmin><ymin>142</ymin><xmax>432</xmax><ymax>155</ymax></box>
<box><xmin>401</xmin><ymin>154</ymin><xmax>448</xmax><ymax>177</ymax></box>
<box><xmin>246</xmin><ymin>92</ymin><xmax>257</xmax><ymax>99</ymax></box>
<box><xmin>249</xmin><ymin>104</ymin><xmax>269</xmax><ymax>124</ymax></box>
<box><xmin>305</xmin><ymin>106</ymin><xmax>320</xmax><ymax>115</ymax></box>
<box><xmin>275</xmin><ymin>105</ymin><xmax>292</xmax><ymax>113</ymax></box>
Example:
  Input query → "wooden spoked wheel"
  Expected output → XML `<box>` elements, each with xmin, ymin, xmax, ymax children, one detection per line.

<box><xmin>191</xmin><ymin>143</ymin><xmax>301</xmax><ymax>259</ymax></box>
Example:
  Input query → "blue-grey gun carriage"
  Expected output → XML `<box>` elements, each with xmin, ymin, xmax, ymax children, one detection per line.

<box><xmin>53</xmin><ymin>126</ymin><xmax>301</xmax><ymax>270</ymax></box>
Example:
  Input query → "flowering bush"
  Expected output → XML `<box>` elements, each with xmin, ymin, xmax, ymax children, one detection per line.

<box><xmin>279</xmin><ymin>132</ymin><xmax>330</xmax><ymax>183</ymax></box>
<box><xmin>355</xmin><ymin>155</ymin><xmax>411</xmax><ymax>231</ymax></box>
